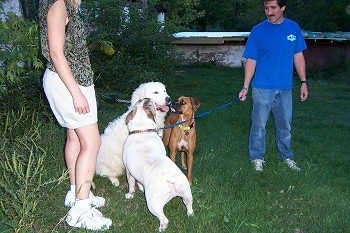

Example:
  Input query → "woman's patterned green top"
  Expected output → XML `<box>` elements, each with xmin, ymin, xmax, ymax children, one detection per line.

<box><xmin>39</xmin><ymin>0</ymin><xmax>94</xmax><ymax>87</ymax></box>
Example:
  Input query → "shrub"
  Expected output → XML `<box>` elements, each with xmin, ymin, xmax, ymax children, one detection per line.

<box><xmin>84</xmin><ymin>0</ymin><xmax>200</xmax><ymax>94</ymax></box>
<box><xmin>0</xmin><ymin>12</ymin><xmax>43</xmax><ymax>95</ymax></box>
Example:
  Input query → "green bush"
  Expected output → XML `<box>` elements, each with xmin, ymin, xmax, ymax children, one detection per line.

<box><xmin>0</xmin><ymin>12</ymin><xmax>43</xmax><ymax>95</ymax></box>
<box><xmin>0</xmin><ymin>12</ymin><xmax>48</xmax><ymax>116</ymax></box>
<box><xmin>84</xmin><ymin>0</ymin><xmax>200</xmax><ymax>94</ymax></box>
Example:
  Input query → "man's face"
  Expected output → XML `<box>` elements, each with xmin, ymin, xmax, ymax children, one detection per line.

<box><xmin>264</xmin><ymin>0</ymin><xmax>285</xmax><ymax>24</ymax></box>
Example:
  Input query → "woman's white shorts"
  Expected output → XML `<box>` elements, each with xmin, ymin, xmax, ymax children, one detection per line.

<box><xmin>43</xmin><ymin>68</ymin><xmax>98</xmax><ymax>129</ymax></box>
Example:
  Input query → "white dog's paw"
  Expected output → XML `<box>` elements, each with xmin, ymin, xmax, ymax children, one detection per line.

<box><xmin>125</xmin><ymin>193</ymin><xmax>134</xmax><ymax>199</ymax></box>
<box><xmin>109</xmin><ymin>177</ymin><xmax>120</xmax><ymax>187</ymax></box>
<box><xmin>159</xmin><ymin>225</ymin><xmax>167</xmax><ymax>233</ymax></box>
<box><xmin>187</xmin><ymin>210</ymin><xmax>194</xmax><ymax>217</ymax></box>
<box><xmin>158</xmin><ymin>220</ymin><xmax>169</xmax><ymax>232</ymax></box>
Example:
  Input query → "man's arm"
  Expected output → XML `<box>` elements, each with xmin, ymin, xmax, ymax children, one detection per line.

<box><xmin>239</xmin><ymin>58</ymin><xmax>256</xmax><ymax>101</ymax></box>
<box><xmin>294</xmin><ymin>52</ymin><xmax>308</xmax><ymax>101</ymax></box>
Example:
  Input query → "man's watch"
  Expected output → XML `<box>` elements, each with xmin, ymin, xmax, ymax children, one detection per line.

<box><xmin>300</xmin><ymin>80</ymin><xmax>308</xmax><ymax>85</ymax></box>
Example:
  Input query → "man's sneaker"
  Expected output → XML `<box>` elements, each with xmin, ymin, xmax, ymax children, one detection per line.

<box><xmin>252</xmin><ymin>159</ymin><xmax>265</xmax><ymax>172</ymax></box>
<box><xmin>65</xmin><ymin>190</ymin><xmax>106</xmax><ymax>208</ymax></box>
<box><xmin>66</xmin><ymin>207</ymin><xmax>112</xmax><ymax>231</ymax></box>
<box><xmin>284</xmin><ymin>159</ymin><xmax>301</xmax><ymax>171</ymax></box>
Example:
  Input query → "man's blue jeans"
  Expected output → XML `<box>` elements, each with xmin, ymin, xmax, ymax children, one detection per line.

<box><xmin>249</xmin><ymin>88</ymin><xmax>294</xmax><ymax>160</ymax></box>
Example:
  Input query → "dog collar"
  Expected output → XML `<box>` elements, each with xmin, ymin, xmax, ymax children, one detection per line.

<box><xmin>129</xmin><ymin>129</ymin><xmax>157</xmax><ymax>135</ymax></box>
<box><xmin>179</xmin><ymin>121</ymin><xmax>195</xmax><ymax>130</ymax></box>
<box><xmin>178</xmin><ymin>121</ymin><xmax>195</xmax><ymax>136</ymax></box>
<box><xmin>178</xmin><ymin>125</ymin><xmax>191</xmax><ymax>131</ymax></box>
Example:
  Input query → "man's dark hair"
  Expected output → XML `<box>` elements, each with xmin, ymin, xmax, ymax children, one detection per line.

<box><xmin>264</xmin><ymin>0</ymin><xmax>287</xmax><ymax>8</ymax></box>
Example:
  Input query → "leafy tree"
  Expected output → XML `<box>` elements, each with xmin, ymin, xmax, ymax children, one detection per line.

<box><xmin>82</xmin><ymin>0</ymin><xmax>203</xmax><ymax>93</ymax></box>
<box><xmin>191</xmin><ymin>0</ymin><xmax>254</xmax><ymax>31</ymax></box>
<box><xmin>156</xmin><ymin>0</ymin><xmax>204</xmax><ymax>28</ymax></box>
<box><xmin>0</xmin><ymin>12</ymin><xmax>43</xmax><ymax>95</ymax></box>
<box><xmin>3</xmin><ymin>0</ymin><xmax>203</xmax><ymax>97</ymax></box>
<box><xmin>191</xmin><ymin>0</ymin><xmax>350</xmax><ymax>31</ymax></box>
<box><xmin>287</xmin><ymin>0</ymin><xmax>350</xmax><ymax>31</ymax></box>
<box><xmin>8</xmin><ymin>0</ymin><xmax>350</xmax><ymax>31</ymax></box>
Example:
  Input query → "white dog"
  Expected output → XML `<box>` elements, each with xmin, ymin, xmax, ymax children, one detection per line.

<box><xmin>123</xmin><ymin>98</ymin><xmax>194</xmax><ymax>232</ymax></box>
<box><xmin>96</xmin><ymin>82</ymin><xmax>171</xmax><ymax>186</ymax></box>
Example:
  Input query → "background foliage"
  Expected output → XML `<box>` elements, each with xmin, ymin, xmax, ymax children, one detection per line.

<box><xmin>191</xmin><ymin>0</ymin><xmax>350</xmax><ymax>31</ymax></box>
<box><xmin>10</xmin><ymin>0</ymin><xmax>350</xmax><ymax>31</ymax></box>
<box><xmin>0</xmin><ymin>12</ymin><xmax>43</xmax><ymax>94</ymax></box>
<box><xmin>3</xmin><ymin>0</ymin><xmax>349</xmax><ymax>97</ymax></box>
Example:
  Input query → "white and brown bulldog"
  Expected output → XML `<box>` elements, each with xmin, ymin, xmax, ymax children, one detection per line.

<box><xmin>123</xmin><ymin>98</ymin><xmax>194</xmax><ymax>232</ymax></box>
<box><xmin>163</xmin><ymin>96</ymin><xmax>200</xmax><ymax>186</ymax></box>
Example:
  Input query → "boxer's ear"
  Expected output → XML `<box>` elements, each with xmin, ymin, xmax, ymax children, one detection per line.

<box><xmin>191</xmin><ymin>98</ymin><xmax>201</xmax><ymax>111</ymax></box>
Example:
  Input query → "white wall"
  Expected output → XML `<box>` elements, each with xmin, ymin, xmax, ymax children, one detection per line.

<box><xmin>174</xmin><ymin>44</ymin><xmax>246</xmax><ymax>68</ymax></box>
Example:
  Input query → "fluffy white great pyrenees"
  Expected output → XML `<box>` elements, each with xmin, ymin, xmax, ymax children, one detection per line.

<box><xmin>96</xmin><ymin>82</ymin><xmax>170</xmax><ymax>186</ymax></box>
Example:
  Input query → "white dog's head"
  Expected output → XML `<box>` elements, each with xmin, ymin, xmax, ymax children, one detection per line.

<box><xmin>129</xmin><ymin>82</ymin><xmax>171</xmax><ymax>113</ymax></box>
<box><xmin>126</xmin><ymin>98</ymin><xmax>157</xmax><ymax>133</ymax></box>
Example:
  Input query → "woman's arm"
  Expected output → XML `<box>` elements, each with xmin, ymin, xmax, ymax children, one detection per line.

<box><xmin>47</xmin><ymin>0</ymin><xmax>89</xmax><ymax>114</ymax></box>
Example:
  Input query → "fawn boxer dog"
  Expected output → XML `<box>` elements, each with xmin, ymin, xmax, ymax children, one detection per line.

<box><xmin>163</xmin><ymin>96</ymin><xmax>200</xmax><ymax>186</ymax></box>
<box><xmin>123</xmin><ymin>98</ymin><xmax>194</xmax><ymax>232</ymax></box>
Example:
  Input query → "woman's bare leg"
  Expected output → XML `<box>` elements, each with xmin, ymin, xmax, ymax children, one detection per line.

<box><xmin>65</xmin><ymin>123</ymin><xmax>101</xmax><ymax>200</ymax></box>
<box><xmin>65</xmin><ymin>129</ymin><xmax>80</xmax><ymax>186</ymax></box>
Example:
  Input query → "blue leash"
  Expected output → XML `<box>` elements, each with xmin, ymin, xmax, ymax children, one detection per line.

<box><xmin>163</xmin><ymin>97</ymin><xmax>242</xmax><ymax>129</ymax></box>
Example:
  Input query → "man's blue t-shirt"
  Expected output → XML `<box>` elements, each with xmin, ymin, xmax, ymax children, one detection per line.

<box><xmin>243</xmin><ymin>18</ymin><xmax>307</xmax><ymax>89</ymax></box>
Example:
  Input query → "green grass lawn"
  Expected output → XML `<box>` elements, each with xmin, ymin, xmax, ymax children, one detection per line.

<box><xmin>2</xmin><ymin>64</ymin><xmax>350</xmax><ymax>233</ymax></box>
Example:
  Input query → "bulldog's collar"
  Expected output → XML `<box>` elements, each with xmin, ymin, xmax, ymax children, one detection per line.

<box><xmin>129</xmin><ymin>129</ymin><xmax>157</xmax><ymax>135</ymax></box>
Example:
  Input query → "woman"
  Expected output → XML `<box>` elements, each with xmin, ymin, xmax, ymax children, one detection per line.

<box><xmin>39</xmin><ymin>0</ymin><xmax>112</xmax><ymax>230</ymax></box>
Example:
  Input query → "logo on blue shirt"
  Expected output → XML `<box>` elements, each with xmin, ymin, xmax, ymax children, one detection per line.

<box><xmin>287</xmin><ymin>34</ymin><xmax>296</xmax><ymax>41</ymax></box>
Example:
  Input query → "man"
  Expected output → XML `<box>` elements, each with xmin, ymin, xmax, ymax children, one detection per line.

<box><xmin>238</xmin><ymin>0</ymin><xmax>308</xmax><ymax>172</ymax></box>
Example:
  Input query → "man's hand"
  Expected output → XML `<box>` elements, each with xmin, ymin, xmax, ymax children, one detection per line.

<box><xmin>300</xmin><ymin>84</ymin><xmax>308</xmax><ymax>101</ymax></box>
<box><xmin>239</xmin><ymin>87</ymin><xmax>248</xmax><ymax>101</ymax></box>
